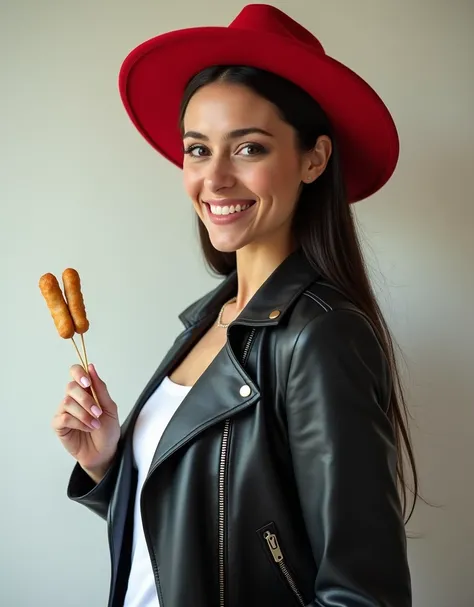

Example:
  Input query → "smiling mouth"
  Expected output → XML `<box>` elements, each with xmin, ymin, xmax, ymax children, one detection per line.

<box><xmin>203</xmin><ymin>201</ymin><xmax>257</xmax><ymax>216</ymax></box>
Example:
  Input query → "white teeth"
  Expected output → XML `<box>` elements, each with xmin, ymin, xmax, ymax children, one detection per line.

<box><xmin>209</xmin><ymin>203</ymin><xmax>252</xmax><ymax>215</ymax></box>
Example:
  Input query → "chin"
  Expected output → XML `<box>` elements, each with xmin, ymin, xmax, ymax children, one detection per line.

<box><xmin>208</xmin><ymin>234</ymin><xmax>247</xmax><ymax>254</ymax></box>
<box><xmin>209</xmin><ymin>241</ymin><xmax>240</xmax><ymax>254</ymax></box>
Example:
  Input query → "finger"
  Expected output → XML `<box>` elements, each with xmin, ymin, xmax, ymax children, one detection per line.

<box><xmin>70</xmin><ymin>363</ymin><xmax>94</xmax><ymax>391</ymax></box>
<box><xmin>68</xmin><ymin>364</ymin><xmax>103</xmax><ymax>416</ymax></box>
<box><xmin>65</xmin><ymin>379</ymin><xmax>102</xmax><ymax>418</ymax></box>
<box><xmin>69</xmin><ymin>363</ymin><xmax>107</xmax><ymax>412</ymax></box>
<box><xmin>88</xmin><ymin>364</ymin><xmax>118</xmax><ymax>419</ymax></box>
<box><xmin>63</xmin><ymin>395</ymin><xmax>101</xmax><ymax>430</ymax></box>
<box><xmin>52</xmin><ymin>410</ymin><xmax>95</xmax><ymax>435</ymax></box>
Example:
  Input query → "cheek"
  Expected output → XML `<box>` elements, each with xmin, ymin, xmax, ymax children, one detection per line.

<box><xmin>244</xmin><ymin>164</ymin><xmax>277</xmax><ymax>197</ymax></box>
<box><xmin>254</xmin><ymin>160</ymin><xmax>300</xmax><ymax>202</ymax></box>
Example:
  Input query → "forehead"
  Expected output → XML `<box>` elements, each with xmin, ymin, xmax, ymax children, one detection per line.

<box><xmin>183</xmin><ymin>82</ymin><xmax>281</xmax><ymax>130</ymax></box>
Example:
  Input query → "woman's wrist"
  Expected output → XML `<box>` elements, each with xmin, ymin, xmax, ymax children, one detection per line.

<box><xmin>81</xmin><ymin>457</ymin><xmax>114</xmax><ymax>485</ymax></box>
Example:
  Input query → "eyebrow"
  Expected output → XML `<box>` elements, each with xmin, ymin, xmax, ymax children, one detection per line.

<box><xmin>183</xmin><ymin>127</ymin><xmax>274</xmax><ymax>141</ymax></box>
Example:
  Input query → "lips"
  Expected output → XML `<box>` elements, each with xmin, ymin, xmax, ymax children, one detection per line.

<box><xmin>205</xmin><ymin>200</ymin><xmax>255</xmax><ymax>216</ymax></box>
<box><xmin>203</xmin><ymin>199</ymin><xmax>257</xmax><ymax>224</ymax></box>
<box><xmin>203</xmin><ymin>199</ymin><xmax>256</xmax><ymax>208</ymax></box>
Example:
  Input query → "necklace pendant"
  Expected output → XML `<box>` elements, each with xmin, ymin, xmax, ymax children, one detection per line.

<box><xmin>216</xmin><ymin>296</ymin><xmax>237</xmax><ymax>328</ymax></box>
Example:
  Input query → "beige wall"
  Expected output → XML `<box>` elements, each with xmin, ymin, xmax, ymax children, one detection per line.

<box><xmin>2</xmin><ymin>1</ymin><xmax>473</xmax><ymax>605</ymax></box>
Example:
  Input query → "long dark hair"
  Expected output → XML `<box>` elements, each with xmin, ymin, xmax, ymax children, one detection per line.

<box><xmin>179</xmin><ymin>65</ymin><xmax>418</xmax><ymax>523</ymax></box>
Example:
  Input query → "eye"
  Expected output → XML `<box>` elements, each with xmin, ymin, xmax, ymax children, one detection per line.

<box><xmin>238</xmin><ymin>143</ymin><xmax>266</xmax><ymax>156</ymax></box>
<box><xmin>183</xmin><ymin>144</ymin><xmax>209</xmax><ymax>158</ymax></box>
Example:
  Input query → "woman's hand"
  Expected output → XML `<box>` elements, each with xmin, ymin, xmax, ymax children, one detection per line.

<box><xmin>52</xmin><ymin>363</ymin><xmax>120</xmax><ymax>483</ymax></box>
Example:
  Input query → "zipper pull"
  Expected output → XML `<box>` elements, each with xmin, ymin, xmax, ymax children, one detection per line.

<box><xmin>263</xmin><ymin>530</ymin><xmax>283</xmax><ymax>563</ymax></box>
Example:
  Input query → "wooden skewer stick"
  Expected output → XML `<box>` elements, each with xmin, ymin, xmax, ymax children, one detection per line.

<box><xmin>70</xmin><ymin>335</ymin><xmax>100</xmax><ymax>408</ymax></box>
<box><xmin>79</xmin><ymin>333</ymin><xmax>100</xmax><ymax>408</ymax></box>
<box><xmin>80</xmin><ymin>333</ymin><xmax>89</xmax><ymax>369</ymax></box>
<box><xmin>71</xmin><ymin>336</ymin><xmax>86</xmax><ymax>368</ymax></box>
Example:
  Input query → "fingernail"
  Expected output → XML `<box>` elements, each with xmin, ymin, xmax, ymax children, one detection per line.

<box><xmin>90</xmin><ymin>419</ymin><xmax>101</xmax><ymax>429</ymax></box>
<box><xmin>80</xmin><ymin>376</ymin><xmax>91</xmax><ymax>388</ymax></box>
<box><xmin>91</xmin><ymin>405</ymin><xmax>102</xmax><ymax>418</ymax></box>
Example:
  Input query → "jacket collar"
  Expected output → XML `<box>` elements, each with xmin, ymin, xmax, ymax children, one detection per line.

<box><xmin>178</xmin><ymin>247</ymin><xmax>321</xmax><ymax>330</ymax></box>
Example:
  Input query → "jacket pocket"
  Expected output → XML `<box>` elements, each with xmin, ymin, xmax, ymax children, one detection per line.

<box><xmin>257</xmin><ymin>521</ymin><xmax>306</xmax><ymax>606</ymax></box>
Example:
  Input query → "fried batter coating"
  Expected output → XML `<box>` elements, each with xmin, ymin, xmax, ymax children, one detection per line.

<box><xmin>62</xmin><ymin>268</ymin><xmax>89</xmax><ymax>334</ymax></box>
<box><xmin>39</xmin><ymin>273</ymin><xmax>75</xmax><ymax>339</ymax></box>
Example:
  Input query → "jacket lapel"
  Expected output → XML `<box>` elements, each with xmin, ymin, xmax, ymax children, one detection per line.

<box><xmin>149</xmin><ymin>338</ymin><xmax>260</xmax><ymax>472</ymax></box>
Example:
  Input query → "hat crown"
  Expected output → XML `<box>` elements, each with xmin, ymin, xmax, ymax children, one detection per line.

<box><xmin>229</xmin><ymin>4</ymin><xmax>325</xmax><ymax>55</ymax></box>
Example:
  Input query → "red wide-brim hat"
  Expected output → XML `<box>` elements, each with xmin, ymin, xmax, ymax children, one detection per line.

<box><xmin>118</xmin><ymin>4</ymin><xmax>399</xmax><ymax>203</ymax></box>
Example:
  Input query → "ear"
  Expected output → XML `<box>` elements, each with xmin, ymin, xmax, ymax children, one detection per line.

<box><xmin>301</xmin><ymin>135</ymin><xmax>332</xmax><ymax>184</ymax></box>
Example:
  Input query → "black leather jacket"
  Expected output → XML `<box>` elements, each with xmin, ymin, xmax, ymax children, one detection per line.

<box><xmin>68</xmin><ymin>248</ymin><xmax>411</xmax><ymax>607</ymax></box>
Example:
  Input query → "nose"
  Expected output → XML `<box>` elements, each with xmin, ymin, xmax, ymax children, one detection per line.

<box><xmin>204</xmin><ymin>156</ymin><xmax>236</xmax><ymax>193</ymax></box>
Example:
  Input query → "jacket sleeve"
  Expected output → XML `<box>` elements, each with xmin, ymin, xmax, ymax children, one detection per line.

<box><xmin>285</xmin><ymin>309</ymin><xmax>412</xmax><ymax>606</ymax></box>
<box><xmin>66</xmin><ymin>447</ymin><xmax>122</xmax><ymax>521</ymax></box>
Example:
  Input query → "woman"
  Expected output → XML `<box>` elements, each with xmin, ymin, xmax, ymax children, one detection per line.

<box><xmin>54</xmin><ymin>5</ymin><xmax>417</xmax><ymax>606</ymax></box>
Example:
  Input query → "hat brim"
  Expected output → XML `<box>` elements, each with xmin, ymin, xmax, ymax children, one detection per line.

<box><xmin>119</xmin><ymin>26</ymin><xmax>399</xmax><ymax>203</ymax></box>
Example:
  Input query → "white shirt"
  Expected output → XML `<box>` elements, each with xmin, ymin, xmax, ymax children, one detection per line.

<box><xmin>123</xmin><ymin>375</ymin><xmax>193</xmax><ymax>607</ymax></box>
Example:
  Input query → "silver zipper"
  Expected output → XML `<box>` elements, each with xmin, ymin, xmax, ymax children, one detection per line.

<box><xmin>218</xmin><ymin>328</ymin><xmax>256</xmax><ymax>607</ymax></box>
<box><xmin>264</xmin><ymin>530</ymin><xmax>306</xmax><ymax>607</ymax></box>
<box><xmin>218</xmin><ymin>418</ymin><xmax>231</xmax><ymax>607</ymax></box>
<box><xmin>241</xmin><ymin>328</ymin><xmax>256</xmax><ymax>365</ymax></box>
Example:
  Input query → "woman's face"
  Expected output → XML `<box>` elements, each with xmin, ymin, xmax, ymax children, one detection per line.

<box><xmin>182</xmin><ymin>82</ymin><xmax>329</xmax><ymax>254</ymax></box>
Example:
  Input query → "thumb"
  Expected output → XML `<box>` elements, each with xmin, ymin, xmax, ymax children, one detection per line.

<box><xmin>88</xmin><ymin>363</ymin><xmax>117</xmax><ymax>415</ymax></box>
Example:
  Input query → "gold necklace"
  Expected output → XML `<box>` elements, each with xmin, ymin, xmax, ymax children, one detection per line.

<box><xmin>216</xmin><ymin>297</ymin><xmax>237</xmax><ymax>328</ymax></box>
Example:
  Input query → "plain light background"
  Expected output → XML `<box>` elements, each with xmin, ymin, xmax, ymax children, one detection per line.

<box><xmin>2</xmin><ymin>0</ymin><xmax>473</xmax><ymax>605</ymax></box>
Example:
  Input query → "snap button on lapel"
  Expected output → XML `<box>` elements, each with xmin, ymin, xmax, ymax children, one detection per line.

<box><xmin>240</xmin><ymin>385</ymin><xmax>251</xmax><ymax>397</ymax></box>
<box><xmin>269</xmin><ymin>309</ymin><xmax>281</xmax><ymax>319</ymax></box>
